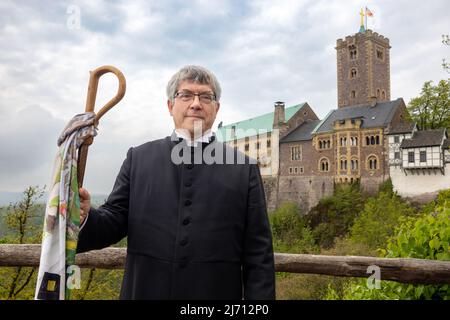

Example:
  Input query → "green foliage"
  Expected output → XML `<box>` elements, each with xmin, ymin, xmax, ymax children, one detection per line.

<box><xmin>276</xmin><ymin>273</ymin><xmax>346</xmax><ymax>300</ymax></box>
<box><xmin>306</xmin><ymin>183</ymin><xmax>364</xmax><ymax>248</ymax></box>
<box><xmin>406</xmin><ymin>79</ymin><xmax>450</xmax><ymax>130</ymax></box>
<box><xmin>350</xmin><ymin>192</ymin><xmax>417</xmax><ymax>249</ymax></box>
<box><xmin>378</xmin><ymin>178</ymin><xmax>394</xmax><ymax>195</ymax></box>
<box><xmin>269</xmin><ymin>202</ymin><xmax>318</xmax><ymax>254</ymax></box>
<box><xmin>3</xmin><ymin>186</ymin><xmax>45</xmax><ymax>244</ymax></box>
<box><xmin>328</xmin><ymin>200</ymin><xmax>450</xmax><ymax>300</ymax></box>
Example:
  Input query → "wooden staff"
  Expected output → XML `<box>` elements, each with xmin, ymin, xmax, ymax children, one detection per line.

<box><xmin>77</xmin><ymin>65</ymin><xmax>126</xmax><ymax>187</ymax></box>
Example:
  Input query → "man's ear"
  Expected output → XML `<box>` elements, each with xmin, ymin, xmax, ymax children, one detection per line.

<box><xmin>215</xmin><ymin>102</ymin><xmax>220</xmax><ymax>114</ymax></box>
<box><xmin>167</xmin><ymin>99</ymin><xmax>173</xmax><ymax>116</ymax></box>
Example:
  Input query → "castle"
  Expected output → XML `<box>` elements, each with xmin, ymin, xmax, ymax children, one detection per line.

<box><xmin>217</xmin><ymin>27</ymin><xmax>450</xmax><ymax>213</ymax></box>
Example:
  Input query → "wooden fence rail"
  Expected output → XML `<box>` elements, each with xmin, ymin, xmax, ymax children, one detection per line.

<box><xmin>1</xmin><ymin>244</ymin><xmax>449</xmax><ymax>285</ymax></box>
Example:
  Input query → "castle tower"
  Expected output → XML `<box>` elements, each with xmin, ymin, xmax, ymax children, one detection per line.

<box><xmin>336</xmin><ymin>29</ymin><xmax>391</xmax><ymax>108</ymax></box>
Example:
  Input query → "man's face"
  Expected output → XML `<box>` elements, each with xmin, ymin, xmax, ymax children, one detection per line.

<box><xmin>167</xmin><ymin>80</ymin><xmax>220</xmax><ymax>138</ymax></box>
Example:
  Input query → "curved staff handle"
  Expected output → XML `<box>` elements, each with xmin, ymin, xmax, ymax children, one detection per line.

<box><xmin>78</xmin><ymin>65</ymin><xmax>126</xmax><ymax>188</ymax></box>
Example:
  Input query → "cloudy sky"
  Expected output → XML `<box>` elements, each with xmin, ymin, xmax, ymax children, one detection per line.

<box><xmin>0</xmin><ymin>0</ymin><xmax>449</xmax><ymax>195</ymax></box>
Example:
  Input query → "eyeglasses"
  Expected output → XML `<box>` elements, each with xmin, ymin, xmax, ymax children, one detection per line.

<box><xmin>174</xmin><ymin>91</ymin><xmax>216</xmax><ymax>104</ymax></box>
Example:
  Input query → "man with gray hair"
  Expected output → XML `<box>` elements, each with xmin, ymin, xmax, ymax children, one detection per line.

<box><xmin>77</xmin><ymin>65</ymin><xmax>275</xmax><ymax>300</ymax></box>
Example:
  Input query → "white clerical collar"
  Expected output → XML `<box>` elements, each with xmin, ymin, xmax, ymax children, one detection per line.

<box><xmin>174</xmin><ymin>129</ymin><xmax>214</xmax><ymax>147</ymax></box>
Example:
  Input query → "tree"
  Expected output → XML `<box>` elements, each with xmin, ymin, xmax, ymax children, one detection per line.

<box><xmin>350</xmin><ymin>191</ymin><xmax>416</xmax><ymax>250</ymax></box>
<box><xmin>306</xmin><ymin>183</ymin><xmax>365</xmax><ymax>248</ymax></box>
<box><xmin>269</xmin><ymin>202</ymin><xmax>318</xmax><ymax>254</ymax></box>
<box><xmin>0</xmin><ymin>186</ymin><xmax>45</xmax><ymax>299</ymax></box>
<box><xmin>407</xmin><ymin>79</ymin><xmax>450</xmax><ymax>130</ymax></box>
<box><xmin>326</xmin><ymin>190</ymin><xmax>450</xmax><ymax>300</ymax></box>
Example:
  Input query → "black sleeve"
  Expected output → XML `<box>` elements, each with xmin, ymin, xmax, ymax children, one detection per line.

<box><xmin>76</xmin><ymin>148</ymin><xmax>132</xmax><ymax>253</ymax></box>
<box><xmin>242</xmin><ymin>164</ymin><xmax>276</xmax><ymax>300</ymax></box>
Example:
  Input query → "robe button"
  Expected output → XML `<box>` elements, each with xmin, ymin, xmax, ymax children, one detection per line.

<box><xmin>187</xmin><ymin>164</ymin><xmax>194</xmax><ymax>170</ymax></box>
<box><xmin>182</xmin><ymin>217</ymin><xmax>191</xmax><ymax>225</ymax></box>
<box><xmin>185</xmin><ymin>181</ymin><xmax>192</xmax><ymax>187</ymax></box>
<box><xmin>185</xmin><ymin>199</ymin><xmax>192</xmax><ymax>206</ymax></box>
<box><xmin>180</xmin><ymin>238</ymin><xmax>188</xmax><ymax>246</ymax></box>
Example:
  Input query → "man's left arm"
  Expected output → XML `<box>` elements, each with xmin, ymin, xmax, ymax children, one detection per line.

<box><xmin>242</xmin><ymin>164</ymin><xmax>276</xmax><ymax>300</ymax></box>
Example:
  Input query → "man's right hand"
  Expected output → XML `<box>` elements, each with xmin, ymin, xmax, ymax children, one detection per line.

<box><xmin>79</xmin><ymin>187</ymin><xmax>91</xmax><ymax>225</ymax></box>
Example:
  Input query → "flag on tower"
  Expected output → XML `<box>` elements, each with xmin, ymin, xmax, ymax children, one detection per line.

<box><xmin>366</xmin><ymin>7</ymin><xmax>374</xmax><ymax>17</ymax></box>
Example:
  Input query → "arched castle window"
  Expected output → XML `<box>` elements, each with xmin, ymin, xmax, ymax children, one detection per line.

<box><xmin>349</xmin><ymin>45</ymin><xmax>357</xmax><ymax>60</ymax></box>
<box><xmin>377</xmin><ymin>89</ymin><xmax>381</xmax><ymax>98</ymax></box>
<box><xmin>351</xmin><ymin>90</ymin><xmax>356</xmax><ymax>98</ymax></box>
<box><xmin>366</xmin><ymin>155</ymin><xmax>378</xmax><ymax>170</ymax></box>
<box><xmin>376</xmin><ymin>135</ymin><xmax>380</xmax><ymax>145</ymax></box>
<box><xmin>319</xmin><ymin>157</ymin><xmax>330</xmax><ymax>172</ymax></box>
<box><xmin>318</xmin><ymin>139</ymin><xmax>331</xmax><ymax>150</ymax></box>
<box><xmin>351</xmin><ymin>158</ymin><xmax>359</xmax><ymax>170</ymax></box>
<box><xmin>382</xmin><ymin>90</ymin><xmax>386</xmax><ymax>100</ymax></box>
<box><xmin>340</xmin><ymin>158</ymin><xmax>347</xmax><ymax>170</ymax></box>
<box><xmin>350</xmin><ymin>68</ymin><xmax>357</xmax><ymax>79</ymax></box>
<box><xmin>366</xmin><ymin>136</ymin><xmax>370</xmax><ymax>145</ymax></box>
<box><xmin>371</xmin><ymin>136</ymin><xmax>375</xmax><ymax>145</ymax></box>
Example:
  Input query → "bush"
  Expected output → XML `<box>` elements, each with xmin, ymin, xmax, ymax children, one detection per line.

<box><xmin>269</xmin><ymin>202</ymin><xmax>318</xmax><ymax>254</ymax></box>
<box><xmin>327</xmin><ymin>201</ymin><xmax>450</xmax><ymax>300</ymax></box>
<box><xmin>306</xmin><ymin>183</ymin><xmax>364</xmax><ymax>248</ymax></box>
<box><xmin>350</xmin><ymin>192</ymin><xmax>417</xmax><ymax>250</ymax></box>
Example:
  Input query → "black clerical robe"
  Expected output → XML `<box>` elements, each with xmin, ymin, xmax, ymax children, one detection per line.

<box><xmin>77</xmin><ymin>133</ymin><xmax>275</xmax><ymax>300</ymax></box>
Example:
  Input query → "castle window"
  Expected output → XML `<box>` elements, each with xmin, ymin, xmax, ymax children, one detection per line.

<box><xmin>350</xmin><ymin>68</ymin><xmax>357</xmax><ymax>79</ymax></box>
<box><xmin>294</xmin><ymin>167</ymin><xmax>298</xmax><ymax>174</ymax></box>
<box><xmin>349</xmin><ymin>45</ymin><xmax>357</xmax><ymax>60</ymax></box>
<box><xmin>376</xmin><ymin>47</ymin><xmax>384</xmax><ymax>60</ymax></box>
<box><xmin>340</xmin><ymin>159</ymin><xmax>348</xmax><ymax>170</ymax></box>
<box><xmin>408</xmin><ymin>152</ymin><xmax>415</xmax><ymax>163</ymax></box>
<box><xmin>300</xmin><ymin>167</ymin><xmax>304</xmax><ymax>173</ymax></box>
<box><xmin>371</xmin><ymin>136</ymin><xmax>375</xmax><ymax>145</ymax></box>
<box><xmin>351</xmin><ymin>159</ymin><xmax>359</xmax><ymax>170</ymax></box>
<box><xmin>420</xmin><ymin>151</ymin><xmax>427</xmax><ymax>162</ymax></box>
<box><xmin>351</xmin><ymin>90</ymin><xmax>356</xmax><ymax>98</ymax></box>
<box><xmin>394</xmin><ymin>136</ymin><xmax>400</xmax><ymax>143</ymax></box>
<box><xmin>382</xmin><ymin>91</ymin><xmax>386</xmax><ymax>100</ymax></box>
<box><xmin>376</xmin><ymin>135</ymin><xmax>380</xmax><ymax>145</ymax></box>
<box><xmin>377</xmin><ymin>89</ymin><xmax>381</xmax><ymax>98</ymax></box>
<box><xmin>289</xmin><ymin>167</ymin><xmax>293</xmax><ymax>174</ymax></box>
<box><xmin>319</xmin><ymin>158</ymin><xmax>330</xmax><ymax>172</ymax></box>
<box><xmin>318</xmin><ymin>139</ymin><xmax>331</xmax><ymax>150</ymax></box>
<box><xmin>366</xmin><ymin>136</ymin><xmax>370</xmax><ymax>145</ymax></box>
<box><xmin>394</xmin><ymin>152</ymin><xmax>400</xmax><ymax>160</ymax></box>
<box><xmin>291</xmin><ymin>146</ymin><xmax>302</xmax><ymax>161</ymax></box>
<box><xmin>368</xmin><ymin>156</ymin><xmax>378</xmax><ymax>170</ymax></box>
<box><xmin>267</xmin><ymin>139</ymin><xmax>271</xmax><ymax>148</ymax></box>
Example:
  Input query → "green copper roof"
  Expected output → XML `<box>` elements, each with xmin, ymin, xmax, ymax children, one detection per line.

<box><xmin>216</xmin><ymin>103</ymin><xmax>306</xmax><ymax>142</ymax></box>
